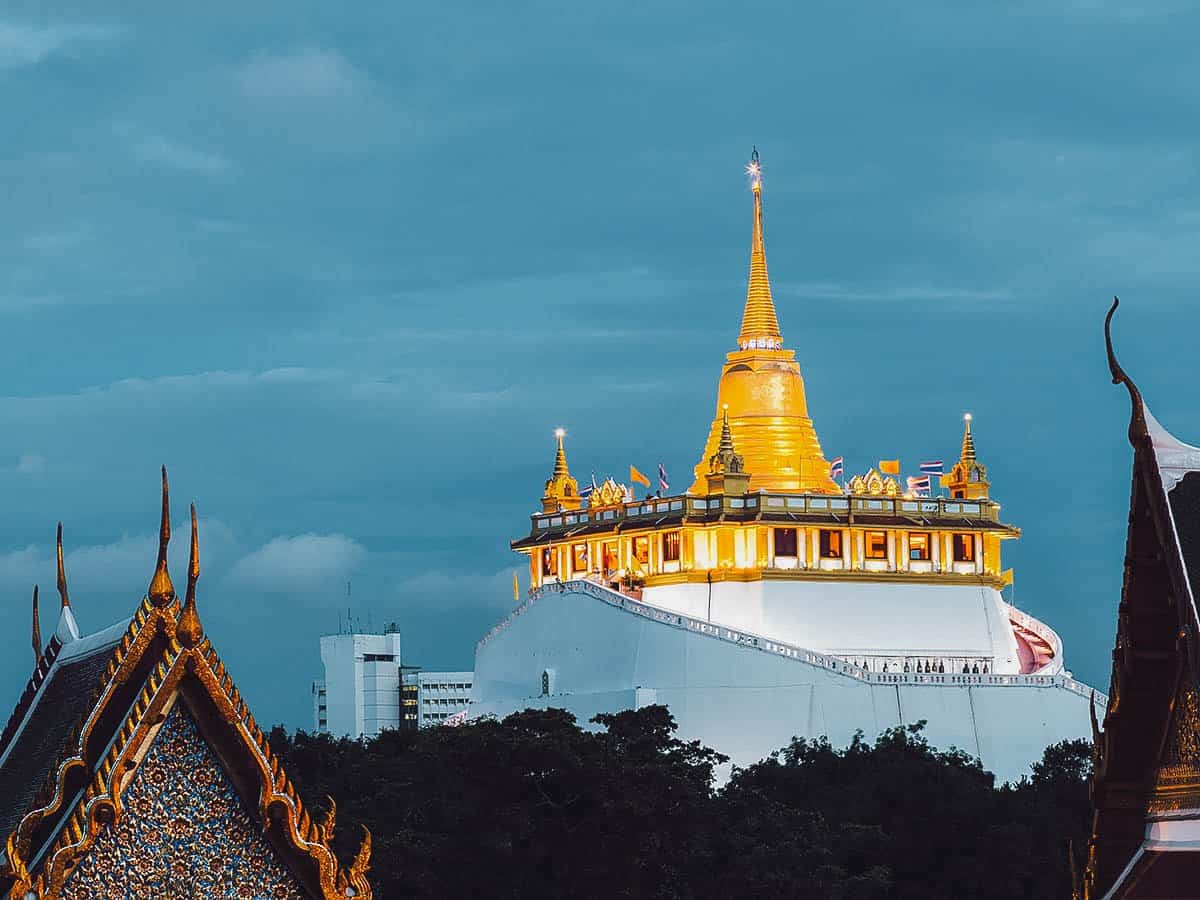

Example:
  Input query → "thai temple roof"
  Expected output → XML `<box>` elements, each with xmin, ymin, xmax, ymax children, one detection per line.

<box><xmin>1082</xmin><ymin>299</ymin><xmax>1200</xmax><ymax>899</ymax></box>
<box><xmin>0</xmin><ymin>469</ymin><xmax>372</xmax><ymax>900</ymax></box>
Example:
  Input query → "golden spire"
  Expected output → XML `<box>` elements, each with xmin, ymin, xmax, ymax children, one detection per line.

<box><xmin>942</xmin><ymin>413</ymin><xmax>990</xmax><ymax>500</ymax></box>
<box><xmin>56</xmin><ymin>522</ymin><xmax>70</xmax><ymax>609</ymax></box>
<box><xmin>960</xmin><ymin>412</ymin><xmax>977</xmax><ymax>462</ymax></box>
<box><xmin>552</xmin><ymin>428</ymin><xmax>570</xmax><ymax>479</ymax></box>
<box><xmin>148</xmin><ymin>466</ymin><xmax>176</xmax><ymax>607</ymax></box>
<box><xmin>737</xmin><ymin>147</ymin><xmax>782</xmax><ymax>351</ymax></box>
<box><xmin>717</xmin><ymin>405</ymin><xmax>735</xmax><ymax>455</ymax></box>
<box><xmin>177</xmin><ymin>503</ymin><xmax>203</xmax><ymax>648</ymax></box>
<box><xmin>541</xmin><ymin>428</ymin><xmax>581</xmax><ymax>513</ymax></box>
<box><xmin>31</xmin><ymin>585</ymin><xmax>41</xmax><ymax>662</ymax></box>
<box><xmin>688</xmin><ymin>154</ymin><xmax>838</xmax><ymax>495</ymax></box>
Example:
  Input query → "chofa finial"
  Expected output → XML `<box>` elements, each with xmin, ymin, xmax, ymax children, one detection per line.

<box><xmin>31</xmin><ymin>585</ymin><xmax>41</xmax><ymax>663</ymax></box>
<box><xmin>177</xmin><ymin>502</ymin><xmax>203</xmax><ymax>647</ymax></box>
<box><xmin>1104</xmin><ymin>296</ymin><xmax>1148</xmax><ymax>446</ymax></box>
<box><xmin>56</xmin><ymin>522</ymin><xmax>70</xmax><ymax>609</ymax></box>
<box><xmin>148</xmin><ymin>466</ymin><xmax>176</xmax><ymax>607</ymax></box>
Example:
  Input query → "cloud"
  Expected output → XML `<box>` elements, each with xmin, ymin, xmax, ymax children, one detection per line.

<box><xmin>227</xmin><ymin>534</ymin><xmax>366</xmax><ymax>592</ymax></box>
<box><xmin>393</xmin><ymin>568</ymin><xmax>521</xmax><ymax>612</ymax></box>
<box><xmin>0</xmin><ymin>518</ymin><xmax>235</xmax><ymax>594</ymax></box>
<box><xmin>15</xmin><ymin>452</ymin><xmax>46</xmax><ymax>475</ymax></box>
<box><xmin>235</xmin><ymin>47</ymin><xmax>371</xmax><ymax>105</ymax></box>
<box><xmin>0</xmin><ymin>22</ymin><xmax>118</xmax><ymax>69</ymax></box>
<box><xmin>127</xmin><ymin>131</ymin><xmax>230</xmax><ymax>175</ymax></box>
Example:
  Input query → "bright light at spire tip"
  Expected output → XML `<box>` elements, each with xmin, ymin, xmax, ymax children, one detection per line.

<box><xmin>554</xmin><ymin>427</ymin><xmax>566</xmax><ymax>439</ymax></box>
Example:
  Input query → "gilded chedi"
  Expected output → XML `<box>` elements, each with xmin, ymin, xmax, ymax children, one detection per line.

<box><xmin>472</xmin><ymin>153</ymin><xmax>1103</xmax><ymax>785</ymax></box>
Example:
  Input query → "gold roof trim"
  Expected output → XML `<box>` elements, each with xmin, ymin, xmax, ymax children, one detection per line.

<box><xmin>55</xmin><ymin>524</ymin><xmax>69</xmax><ymax>610</ymax></box>
<box><xmin>147</xmin><ymin>466</ymin><xmax>175</xmax><ymax>607</ymax></box>
<box><xmin>177</xmin><ymin>503</ymin><xmax>203</xmax><ymax>649</ymax></box>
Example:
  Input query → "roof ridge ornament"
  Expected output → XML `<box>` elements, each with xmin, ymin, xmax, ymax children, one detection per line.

<box><xmin>737</xmin><ymin>147</ymin><xmax>783</xmax><ymax>351</ymax></box>
<box><xmin>31</xmin><ymin>585</ymin><xmax>41</xmax><ymax>663</ymax></box>
<box><xmin>1104</xmin><ymin>296</ymin><xmax>1149</xmax><ymax>447</ymax></box>
<box><xmin>148</xmin><ymin>466</ymin><xmax>176</xmax><ymax>607</ymax></box>
<box><xmin>177</xmin><ymin>503</ymin><xmax>203</xmax><ymax>648</ymax></box>
<box><xmin>56</xmin><ymin>522</ymin><xmax>70</xmax><ymax>609</ymax></box>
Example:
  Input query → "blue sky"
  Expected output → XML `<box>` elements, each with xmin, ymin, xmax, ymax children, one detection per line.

<box><xmin>1</xmin><ymin>2</ymin><xmax>1198</xmax><ymax>729</ymax></box>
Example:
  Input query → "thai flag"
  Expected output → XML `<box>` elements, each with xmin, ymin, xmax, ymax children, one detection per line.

<box><xmin>829</xmin><ymin>457</ymin><xmax>844</xmax><ymax>479</ymax></box>
<box><xmin>907</xmin><ymin>475</ymin><xmax>931</xmax><ymax>496</ymax></box>
<box><xmin>920</xmin><ymin>460</ymin><xmax>944</xmax><ymax>477</ymax></box>
<box><xmin>579</xmin><ymin>473</ymin><xmax>597</xmax><ymax>498</ymax></box>
<box><xmin>658</xmin><ymin>463</ymin><xmax>669</xmax><ymax>493</ymax></box>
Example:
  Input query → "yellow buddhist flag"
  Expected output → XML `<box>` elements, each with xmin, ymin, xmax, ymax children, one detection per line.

<box><xmin>879</xmin><ymin>459</ymin><xmax>900</xmax><ymax>475</ymax></box>
<box><xmin>1001</xmin><ymin>568</ymin><xmax>1014</xmax><ymax>587</ymax></box>
<box><xmin>512</xmin><ymin>572</ymin><xmax>520</xmax><ymax>601</ymax></box>
<box><xmin>630</xmin><ymin>465</ymin><xmax>652</xmax><ymax>488</ymax></box>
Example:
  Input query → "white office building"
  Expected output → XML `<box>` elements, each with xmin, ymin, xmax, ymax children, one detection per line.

<box><xmin>403</xmin><ymin>671</ymin><xmax>474</xmax><ymax>728</ymax></box>
<box><xmin>312</xmin><ymin>630</ymin><xmax>402</xmax><ymax>738</ymax></box>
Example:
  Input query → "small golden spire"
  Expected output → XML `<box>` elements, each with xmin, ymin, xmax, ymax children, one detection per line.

<box><xmin>56</xmin><ymin>522</ymin><xmax>70</xmax><ymax>609</ymax></box>
<box><xmin>552</xmin><ymin>427</ymin><xmax>570</xmax><ymax>479</ymax></box>
<box><xmin>542</xmin><ymin>428</ymin><xmax>581</xmax><ymax>513</ymax></box>
<box><xmin>148</xmin><ymin>466</ymin><xmax>176</xmax><ymax>607</ymax></box>
<box><xmin>960</xmin><ymin>413</ymin><xmax>977</xmax><ymax>462</ymax></box>
<box><xmin>718</xmin><ymin>405</ymin><xmax>736</xmax><ymax>455</ymax></box>
<box><xmin>177</xmin><ymin>503</ymin><xmax>203</xmax><ymax>647</ymax></box>
<box><xmin>942</xmin><ymin>412</ymin><xmax>989</xmax><ymax>500</ymax></box>
<box><xmin>738</xmin><ymin>147</ymin><xmax>783</xmax><ymax>351</ymax></box>
<box><xmin>31</xmin><ymin>585</ymin><xmax>41</xmax><ymax>662</ymax></box>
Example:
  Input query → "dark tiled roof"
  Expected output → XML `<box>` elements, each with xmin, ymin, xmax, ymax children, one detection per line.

<box><xmin>1168</xmin><ymin>470</ymin><xmax>1200</xmax><ymax>610</ymax></box>
<box><xmin>0</xmin><ymin>636</ymin><xmax>62</xmax><ymax>758</ymax></box>
<box><xmin>0</xmin><ymin>645</ymin><xmax>114</xmax><ymax>837</ymax></box>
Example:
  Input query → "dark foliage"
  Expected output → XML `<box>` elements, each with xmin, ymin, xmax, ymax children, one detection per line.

<box><xmin>268</xmin><ymin>709</ymin><xmax>1091</xmax><ymax>900</ymax></box>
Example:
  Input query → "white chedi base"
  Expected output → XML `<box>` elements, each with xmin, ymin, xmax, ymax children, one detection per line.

<box><xmin>471</xmin><ymin>580</ymin><xmax>1101</xmax><ymax>785</ymax></box>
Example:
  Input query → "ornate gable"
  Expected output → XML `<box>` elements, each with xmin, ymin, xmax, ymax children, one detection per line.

<box><xmin>1083</xmin><ymin>300</ymin><xmax>1200</xmax><ymax>899</ymax></box>
<box><xmin>61</xmin><ymin>703</ymin><xmax>306</xmax><ymax>899</ymax></box>
<box><xmin>0</xmin><ymin>471</ymin><xmax>372</xmax><ymax>900</ymax></box>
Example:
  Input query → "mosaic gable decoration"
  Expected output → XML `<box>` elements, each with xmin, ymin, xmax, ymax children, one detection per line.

<box><xmin>61</xmin><ymin>705</ymin><xmax>307</xmax><ymax>900</ymax></box>
<box><xmin>0</xmin><ymin>471</ymin><xmax>372</xmax><ymax>900</ymax></box>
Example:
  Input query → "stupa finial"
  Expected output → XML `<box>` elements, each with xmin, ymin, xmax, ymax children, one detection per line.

<box><xmin>31</xmin><ymin>585</ymin><xmax>41</xmax><ymax>663</ymax></box>
<box><xmin>56</xmin><ymin>522</ymin><xmax>70</xmax><ymax>609</ymax></box>
<box><xmin>718</xmin><ymin>405</ymin><xmax>736</xmax><ymax>455</ymax></box>
<box><xmin>552</xmin><ymin>428</ymin><xmax>570</xmax><ymax>479</ymax></box>
<box><xmin>177</xmin><ymin>503</ymin><xmax>203</xmax><ymax>647</ymax></box>
<box><xmin>738</xmin><ymin>147</ymin><xmax>783</xmax><ymax>351</ymax></box>
<box><xmin>960</xmin><ymin>413</ymin><xmax>976</xmax><ymax>462</ymax></box>
<box><xmin>148</xmin><ymin>466</ymin><xmax>175</xmax><ymax>607</ymax></box>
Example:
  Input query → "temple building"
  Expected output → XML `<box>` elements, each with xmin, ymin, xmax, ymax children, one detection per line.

<box><xmin>471</xmin><ymin>154</ymin><xmax>1102</xmax><ymax>783</ymax></box>
<box><xmin>0</xmin><ymin>470</ymin><xmax>371</xmax><ymax>900</ymax></box>
<box><xmin>1079</xmin><ymin>301</ymin><xmax>1200</xmax><ymax>898</ymax></box>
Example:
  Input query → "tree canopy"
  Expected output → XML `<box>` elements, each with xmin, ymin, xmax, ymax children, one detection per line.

<box><xmin>268</xmin><ymin>708</ymin><xmax>1090</xmax><ymax>900</ymax></box>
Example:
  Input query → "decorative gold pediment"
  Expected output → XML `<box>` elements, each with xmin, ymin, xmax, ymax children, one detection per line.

<box><xmin>588</xmin><ymin>478</ymin><xmax>627</xmax><ymax>509</ymax></box>
<box><xmin>848</xmin><ymin>469</ymin><xmax>899</xmax><ymax>497</ymax></box>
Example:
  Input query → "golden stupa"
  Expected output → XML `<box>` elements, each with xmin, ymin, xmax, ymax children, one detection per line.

<box><xmin>688</xmin><ymin>151</ymin><xmax>839</xmax><ymax>495</ymax></box>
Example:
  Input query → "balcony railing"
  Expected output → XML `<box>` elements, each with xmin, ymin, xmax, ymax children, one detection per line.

<box><xmin>478</xmin><ymin>579</ymin><xmax>1104</xmax><ymax>706</ymax></box>
<box><xmin>530</xmin><ymin>493</ymin><xmax>1005</xmax><ymax>535</ymax></box>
